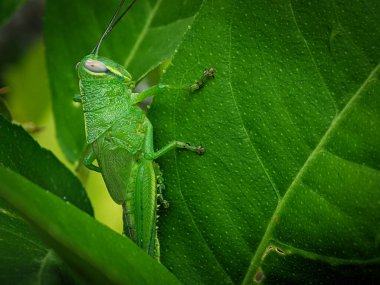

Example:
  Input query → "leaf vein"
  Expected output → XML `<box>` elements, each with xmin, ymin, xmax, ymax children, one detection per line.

<box><xmin>0</xmin><ymin>227</ymin><xmax>45</xmax><ymax>250</ymax></box>
<box><xmin>242</xmin><ymin>61</ymin><xmax>380</xmax><ymax>284</ymax></box>
<box><xmin>289</xmin><ymin>0</ymin><xmax>338</xmax><ymax>115</ymax></box>
<box><xmin>226</xmin><ymin>3</ymin><xmax>280</xmax><ymax>201</ymax></box>
<box><xmin>273</xmin><ymin>240</ymin><xmax>380</xmax><ymax>266</ymax></box>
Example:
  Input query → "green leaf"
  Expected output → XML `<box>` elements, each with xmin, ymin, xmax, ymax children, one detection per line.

<box><xmin>148</xmin><ymin>0</ymin><xmax>380</xmax><ymax>284</ymax></box>
<box><xmin>0</xmin><ymin>98</ymin><xmax>11</xmax><ymax>120</ymax></box>
<box><xmin>124</xmin><ymin>0</ymin><xmax>203</xmax><ymax>80</ymax></box>
<box><xmin>0</xmin><ymin>199</ymin><xmax>78</xmax><ymax>284</ymax></box>
<box><xmin>0</xmin><ymin>116</ymin><xmax>92</xmax><ymax>215</ymax></box>
<box><xmin>0</xmin><ymin>0</ymin><xmax>25</xmax><ymax>26</ymax></box>
<box><xmin>0</xmin><ymin>117</ymin><xmax>92</xmax><ymax>283</ymax></box>
<box><xmin>45</xmin><ymin>0</ymin><xmax>202</xmax><ymax>162</ymax></box>
<box><xmin>0</xmin><ymin>166</ymin><xmax>181</xmax><ymax>285</ymax></box>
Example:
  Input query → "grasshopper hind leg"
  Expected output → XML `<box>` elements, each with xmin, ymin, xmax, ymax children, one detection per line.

<box><xmin>153</xmin><ymin>162</ymin><xmax>167</xmax><ymax>262</ymax></box>
<box><xmin>122</xmin><ymin>202</ymin><xmax>136</xmax><ymax>240</ymax></box>
<box><xmin>154</xmin><ymin>232</ymin><xmax>161</xmax><ymax>261</ymax></box>
<box><xmin>153</xmin><ymin>162</ymin><xmax>169</xmax><ymax>208</ymax></box>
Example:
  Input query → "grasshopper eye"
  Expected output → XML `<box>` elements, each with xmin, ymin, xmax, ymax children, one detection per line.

<box><xmin>85</xmin><ymin>59</ymin><xmax>108</xmax><ymax>73</ymax></box>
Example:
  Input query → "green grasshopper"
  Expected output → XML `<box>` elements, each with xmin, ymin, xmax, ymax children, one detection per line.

<box><xmin>75</xmin><ymin>0</ymin><xmax>214</xmax><ymax>260</ymax></box>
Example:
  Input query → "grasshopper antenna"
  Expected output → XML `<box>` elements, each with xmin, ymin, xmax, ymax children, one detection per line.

<box><xmin>92</xmin><ymin>0</ymin><xmax>138</xmax><ymax>56</ymax></box>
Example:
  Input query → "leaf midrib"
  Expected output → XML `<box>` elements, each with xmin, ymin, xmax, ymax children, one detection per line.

<box><xmin>242</xmin><ymin>62</ymin><xmax>380</xmax><ymax>284</ymax></box>
<box><xmin>124</xmin><ymin>0</ymin><xmax>162</xmax><ymax>67</ymax></box>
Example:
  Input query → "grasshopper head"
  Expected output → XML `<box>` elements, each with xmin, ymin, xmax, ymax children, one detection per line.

<box><xmin>77</xmin><ymin>54</ymin><xmax>134</xmax><ymax>87</ymax></box>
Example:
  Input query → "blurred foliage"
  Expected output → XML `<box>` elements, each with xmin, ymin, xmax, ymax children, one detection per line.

<box><xmin>1</xmin><ymin>15</ymin><xmax>120</xmax><ymax>232</ymax></box>
<box><xmin>0</xmin><ymin>0</ymin><xmax>25</xmax><ymax>26</ymax></box>
<box><xmin>0</xmin><ymin>115</ymin><xmax>91</xmax><ymax>284</ymax></box>
<box><xmin>4</xmin><ymin>40</ymin><xmax>49</xmax><ymax>124</ymax></box>
<box><xmin>0</xmin><ymin>0</ymin><xmax>43</xmax><ymax>84</ymax></box>
<box><xmin>0</xmin><ymin>164</ymin><xmax>180</xmax><ymax>284</ymax></box>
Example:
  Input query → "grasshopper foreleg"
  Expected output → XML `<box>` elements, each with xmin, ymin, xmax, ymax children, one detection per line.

<box><xmin>131</xmin><ymin>67</ymin><xmax>215</xmax><ymax>104</ymax></box>
<box><xmin>188</xmin><ymin>67</ymin><xmax>215</xmax><ymax>92</ymax></box>
<box><xmin>82</xmin><ymin>145</ymin><xmax>101</xmax><ymax>172</ymax></box>
<box><xmin>153</xmin><ymin>141</ymin><xmax>205</xmax><ymax>159</ymax></box>
<box><xmin>72</xmin><ymin>94</ymin><xmax>82</xmax><ymax>103</ymax></box>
